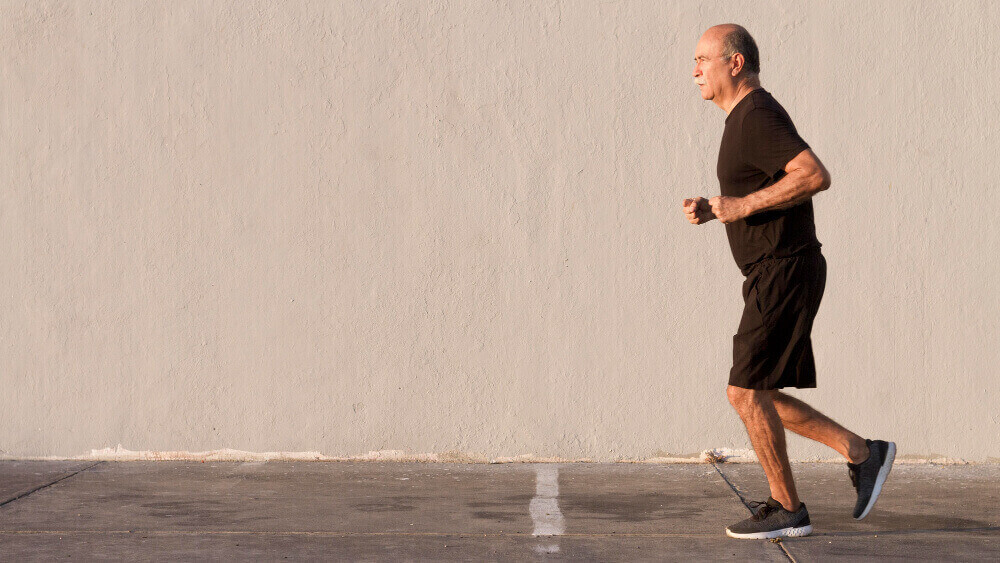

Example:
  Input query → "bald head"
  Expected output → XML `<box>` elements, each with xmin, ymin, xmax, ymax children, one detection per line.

<box><xmin>706</xmin><ymin>24</ymin><xmax>760</xmax><ymax>75</ymax></box>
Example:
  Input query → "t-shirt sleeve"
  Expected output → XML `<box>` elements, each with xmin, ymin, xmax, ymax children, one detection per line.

<box><xmin>741</xmin><ymin>107</ymin><xmax>810</xmax><ymax>179</ymax></box>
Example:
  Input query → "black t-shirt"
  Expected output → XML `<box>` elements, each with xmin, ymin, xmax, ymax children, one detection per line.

<box><xmin>717</xmin><ymin>88</ymin><xmax>821</xmax><ymax>273</ymax></box>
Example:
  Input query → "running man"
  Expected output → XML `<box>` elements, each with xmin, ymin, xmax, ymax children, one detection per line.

<box><xmin>684</xmin><ymin>24</ymin><xmax>896</xmax><ymax>539</ymax></box>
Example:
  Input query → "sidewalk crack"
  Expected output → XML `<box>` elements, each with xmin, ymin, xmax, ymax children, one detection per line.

<box><xmin>0</xmin><ymin>462</ymin><xmax>103</xmax><ymax>509</ymax></box>
<box><xmin>709</xmin><ymin>460</ymin><xmax>752</xmax><ymax>509</ymax></box>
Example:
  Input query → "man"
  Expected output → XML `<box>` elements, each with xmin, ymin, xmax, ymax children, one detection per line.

<box><xmin>684</xmin><ymin>24</ymin><xmax>896</xmax><ymax>540</ymax></box>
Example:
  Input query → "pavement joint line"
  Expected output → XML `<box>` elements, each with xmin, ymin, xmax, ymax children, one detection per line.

<box><xmin>0</xmin><ymin>531</ymin><xmax>727</xmax><ymax>538</ymax></box>
<box><xmin>0</xmin><ymin>462</ymin><xmax>103</xmax><ymax>509</ymax></box>
<box><xmin>710</xmin><ymin>461</ymin><xmax>796</xmax><ymax>562</ymax></box>
<box><xmin>776</xmin><ymin>540</ymin><xmax>797</xmax><ymax>563</ymax></box>
<box><xmin>708</xmin><ymin>460</ymin><xmax>753</xmax><ymax>510</ymax></box>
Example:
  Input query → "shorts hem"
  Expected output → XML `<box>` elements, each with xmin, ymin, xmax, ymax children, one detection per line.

<box><xmin>726</xmin><ymin>379</ymin><xmax>817</xmax><ymax>391</ymax></box>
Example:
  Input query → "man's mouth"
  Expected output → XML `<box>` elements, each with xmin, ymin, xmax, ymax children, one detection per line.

<box><xmin>694</xmin><ymin>78</ymin><xmax>705</xmax><ymax>86</ymax></box>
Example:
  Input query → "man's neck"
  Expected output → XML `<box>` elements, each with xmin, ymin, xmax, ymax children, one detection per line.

<box><xmin>721</xmin><ymin>79</ymin><xmax>762</xmax><ymax>115</ymax></box>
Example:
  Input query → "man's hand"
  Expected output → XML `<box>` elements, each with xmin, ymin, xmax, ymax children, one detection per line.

<box><xmin>708</xmin><ymin>196</ymin><xmax>749</xmax><ymax>224</ymax></box>
<box><xmin>682</xmin><ymin>197</ymin><xmax>716</xmax><ymax>225</ymax></box>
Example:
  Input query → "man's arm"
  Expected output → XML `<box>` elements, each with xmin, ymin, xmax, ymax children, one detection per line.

<box><xmin>708</xmin><ymin>149</ymin><xmax>831</xmax><ymax>223</ymax></box>
<box><xmin>742</xmin><ymin>148</ymin><xmax>831</xmax><ymax>216</ymax></box>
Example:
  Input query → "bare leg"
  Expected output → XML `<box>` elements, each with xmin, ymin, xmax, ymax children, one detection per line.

<box><xmin>727</xmin><ymin>385</ymin><xmax>800</xmax><ymax>512</ymax></box>
<box><xmin>772</xmin><ymin>391</ymin><xmax>869</xmax><ymax>464</ymax></box>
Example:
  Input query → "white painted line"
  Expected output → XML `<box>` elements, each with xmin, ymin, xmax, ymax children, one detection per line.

<box><xmin>530</xmin><ymin>465</ymin><xmax>565</xmax><ymax>537</ymax></box>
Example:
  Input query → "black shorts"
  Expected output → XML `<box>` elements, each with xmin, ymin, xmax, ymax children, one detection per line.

<box><xmin>729</xmin><ymin>250</ymin><xmax>826</xmax><ymax>390</ymax></box>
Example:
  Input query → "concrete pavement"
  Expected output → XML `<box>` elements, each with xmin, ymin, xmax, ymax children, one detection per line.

<box><xmin>0</xmin><ymin>460</ymin><xmax>996</xmax><ymax>560</ymax></box>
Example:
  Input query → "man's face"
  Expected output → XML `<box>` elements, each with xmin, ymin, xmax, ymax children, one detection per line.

<box><xmin>692</xmin><ymin>31</ymin><xmax>733</xmax><ymax>101</ymax></box>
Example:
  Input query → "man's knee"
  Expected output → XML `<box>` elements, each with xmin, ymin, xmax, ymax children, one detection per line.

<box><xmin>726</xmin><ymin>384</ymin><xmax>772</xmax><ymax>413</ymax></box>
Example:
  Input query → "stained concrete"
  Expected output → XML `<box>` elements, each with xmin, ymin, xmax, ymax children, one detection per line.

<box><xmin>0</xmin><ymin>461</ymin><xmax>775</xmax><ymax>560</ymax></box>
<box><xmin>1</xmin><ymin>461</ymin><xmax>997</xmax><ymax>560</ymax></box>
<box><xmin>556</xmin><ymin>464</ymin><xmax>737</xmax><ymax>534</ymax></box>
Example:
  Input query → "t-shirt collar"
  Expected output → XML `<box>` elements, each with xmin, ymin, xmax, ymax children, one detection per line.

<box><xmin>725</xmin><ymin>87</ymin><xmax>765</xmax><ymax>123</ymax></box>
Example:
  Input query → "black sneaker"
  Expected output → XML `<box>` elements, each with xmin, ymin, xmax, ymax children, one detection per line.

<box><xmin>725</xmin><ymin>497</ymin><xmax>812</xmax><ymax>539</ymax></box>
<box><xmin>848</xmin><ymin>438</ymin><xmax>896</xmax><ymax>520</ymax></box>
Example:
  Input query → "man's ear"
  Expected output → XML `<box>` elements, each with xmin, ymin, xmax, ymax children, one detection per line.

<box><xmin>730</xmin><ymin>53</ymin><xmax>745</xmax><ymax>77</ymax></box>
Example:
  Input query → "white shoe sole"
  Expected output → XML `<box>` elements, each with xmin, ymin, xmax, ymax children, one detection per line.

<box><xmin>855</xmin><ymin>441</ymin><xmax>896</xmax><ymax>520</ymax></box>
<box><xmin>726</xmin><ymin>524</ymin><xmax>813</xmax><ymax>539</ymax></box>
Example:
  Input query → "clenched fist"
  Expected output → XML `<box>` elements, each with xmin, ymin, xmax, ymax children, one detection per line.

<box><xmin>682</xmin><ymin>197</ymin><xmax>716</xmax><ymax>224</ymax></box>
<box><xmin>708</xmin><ymin>196</ymin><xmax>748</xmax><ymax>224</ymax></box>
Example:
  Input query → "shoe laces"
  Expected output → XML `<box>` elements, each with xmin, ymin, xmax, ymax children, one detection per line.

<box><xmin>746</xmin><ymin>499</ymin><xmax>777</xmax><ymax>521</ymax></box>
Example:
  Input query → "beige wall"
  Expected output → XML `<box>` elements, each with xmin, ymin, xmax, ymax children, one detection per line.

<box><xmin>3</xmin><ymin>1</ymin><xmax>998</xmax><ymax>461</ymax></box>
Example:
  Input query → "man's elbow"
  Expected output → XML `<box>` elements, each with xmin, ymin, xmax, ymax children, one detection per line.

<box><xmin>810</xmin><ymin>167</ymin><xmax>831</xmax><ymax>193</ymax></box>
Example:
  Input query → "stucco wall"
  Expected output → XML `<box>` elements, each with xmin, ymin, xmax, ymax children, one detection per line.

<box><xmin>3</xmin><ymin>1</ymin><xmax>998</xmax><ymax>461</ymax></box>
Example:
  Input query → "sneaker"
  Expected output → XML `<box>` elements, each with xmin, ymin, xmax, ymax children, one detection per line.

<box><xmin>848</xmin><ymin>438</ymin><xmax>896</xmax><ymax>520</ymax></box>
<box><xmin>725</xmin><ymin>497</ymin><xmax>812</xmax><ymax>539</ymax></box>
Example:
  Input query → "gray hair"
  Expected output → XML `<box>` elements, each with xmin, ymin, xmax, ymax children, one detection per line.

<box><xmin>721</xmin><ymin>25</ymin><xmax>760</xmax><ymax>75</ymax></box>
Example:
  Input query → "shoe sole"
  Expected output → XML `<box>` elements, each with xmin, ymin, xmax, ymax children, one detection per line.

<box><xmin>855</xmin><ymin>441</ymin><xmax>896</xmax><ymax>520</ymax></box>
<box><xmin>726</xmin><ymin>524</ymin><xmax>813</xmax><ymax>539</ymax></box>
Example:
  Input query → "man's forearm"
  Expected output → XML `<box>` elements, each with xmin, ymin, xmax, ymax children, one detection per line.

<box><xmin>741</xmin><ymin>170</ymin><xmax>824</xmax><ymax>217</ymax></box>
